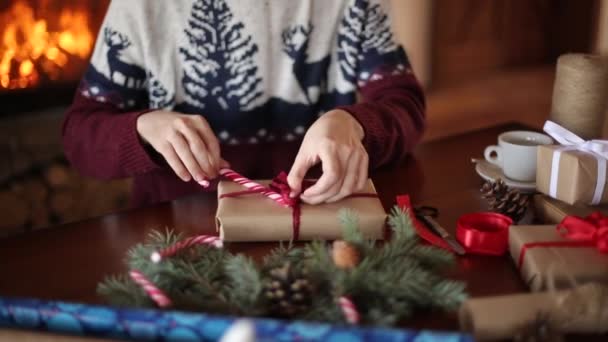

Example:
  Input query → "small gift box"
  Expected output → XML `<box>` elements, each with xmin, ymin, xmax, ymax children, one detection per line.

<box><xmin>533</xmin><ymin>194</ymin><xmax>608</xmax><ymax>224</ymax></box>
<box><xmin>509</xmin><ymin>214</ymin><xmax>608</xmax><ymax>292</ymax></box>
<box><xmin>459</xmin><ymin>283</ymin><xmax>608</xmax><ymax>341</ymax></box>
<box><xmin>216</xmin><ymin>173</ymin><xmax>386</xmax><ymax>242</ymax></box>
<box><xmin>536</xmin><ymin>121</ymin><xmax>608</xmax><ymax>206</ymax></box>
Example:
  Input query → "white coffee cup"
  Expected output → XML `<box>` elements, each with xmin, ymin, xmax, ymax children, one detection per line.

<box><xmin>484</xmin><ymin>131</ymin><xmax>553</xmax><ymax>182</ymax></box>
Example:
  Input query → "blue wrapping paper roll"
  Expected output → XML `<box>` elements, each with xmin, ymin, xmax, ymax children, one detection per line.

<box><xmin>0</xmin><ymin>297</ymin><xmax>472</xmax><ymax>341</ymax></box>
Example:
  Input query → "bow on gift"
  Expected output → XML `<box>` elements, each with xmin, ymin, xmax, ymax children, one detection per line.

<box><xmin>558</xmin><ymin>212</ymin><xmax>608</xmax><ymax>253</ymax></box>
<box><xmin>517</xmin><ymin>211</ymin><xmax>608</xmax><ymax>269</ymax></box>
<box><xmin>543</xmin><ymin>120</ymin><xmax>608</xmax><ymax>205</ymax></box>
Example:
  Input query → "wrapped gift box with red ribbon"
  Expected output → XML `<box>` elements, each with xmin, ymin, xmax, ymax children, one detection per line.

<box><xmin>509</xmin><ymin>212</ymin><xmax>608</xmax><ymax>291</ymax></box>
<box><xmin>215</xmin><ymin>172</ymin><xmax>386</xmax><ymax>242</ymax></box>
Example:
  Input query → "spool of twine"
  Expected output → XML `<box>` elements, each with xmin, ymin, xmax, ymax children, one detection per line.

<box><xmin>550</xmin><ymin>53</ymin><xmax>608</xmax><ymax>139</ymax></box>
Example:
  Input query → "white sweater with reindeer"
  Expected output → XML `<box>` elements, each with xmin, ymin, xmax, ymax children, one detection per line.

<box><xmin>64</xmin><ymin>0</ymin><xmax>425</xmax><ymax>206</ymax></box>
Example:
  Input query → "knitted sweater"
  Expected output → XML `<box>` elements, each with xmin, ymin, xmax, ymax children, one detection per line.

<box><xmin>62</xmin><ymin>0</ymin><xmax>426</xmax><ymax>207</ymax></box>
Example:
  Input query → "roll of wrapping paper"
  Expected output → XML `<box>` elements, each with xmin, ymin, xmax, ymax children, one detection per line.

<box><xmin>0</xmin><ymin>297</ymin><xmax>472</xmax><ymax>341</ymax></box>
<box><xmin>459</xmin><ymin>283</ymin><xmax>608</xmax><ymax>341</ymax></box>
<box><xmin>550</xmin><ymin>54</ymin><xmax>608</xmax><ymax>139</ymax></box>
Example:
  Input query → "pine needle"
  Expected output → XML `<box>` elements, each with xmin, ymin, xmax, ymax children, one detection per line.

<box><xmin>388</xmin><ymin>206</ymin><xmax>416</xmax><ymax>239</ymax></box>
<box><xmin>224</xmin><ymin>255</ymin><xmax>263</xmax><ymax>313</ymax></box>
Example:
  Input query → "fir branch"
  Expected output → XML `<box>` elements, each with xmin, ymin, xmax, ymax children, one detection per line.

<box><xmin>410</xmin><ymin>245</ymin><xmax>455</xmax><ymax>269</ymax></box>
<box><xmin>224</xmin><ymin>254</ymin><xmax>264</xmax><ymax>314</ymax></box>
<box><xmin>339</xmin><ymin>208</ymin><xmax>376</xmax><ymax>255</ymax></box>
<box><xmin>339</xmin><ymin>208</ymin><xmax>364</xmax><ymax>244</ymax></box>
<box><xmin>388</xmin><ymin>206</ymin><xmax>416</xmax><ymax>240</ymax></box>
<box><xmin>429</xmin><ymin>280</ymin><xmax>468</xmax><ymax>310</ymax></box>
<box><xmin>97</xmin><ymin>275</ymin><xmax>151</xmax><ymax>307</ymax></box>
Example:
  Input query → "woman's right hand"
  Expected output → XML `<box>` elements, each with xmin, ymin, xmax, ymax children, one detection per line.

<box><xmin>136</xmin><ymin>110</ymin><xmax>228</xmax><ymax>183</ymax></box>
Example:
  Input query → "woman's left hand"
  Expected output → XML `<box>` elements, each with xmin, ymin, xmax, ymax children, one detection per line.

<box><xmin>287</xmin><ymin>109</ymin><xmax>369</xmax><ymax>204</ymax></box>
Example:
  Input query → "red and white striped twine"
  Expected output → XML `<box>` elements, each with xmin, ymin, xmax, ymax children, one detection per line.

<box><xmin>129</xmin><ymin>269</ymin><xmax>172</xmax><ymax>308</ymax></box>
<box><xmin>219</xmin><ymin>168</ymin><xmax>290</xmax><ymax>207</ymax></box>
<box><xmin>150</xmin><ymin>235</ymin><xmax>223</xmax><ymax>263</ymax></box>
<box><xmin>339</xmin><ymin>296</ymin><xmax>360</xmax><ymax>324</ymax></box>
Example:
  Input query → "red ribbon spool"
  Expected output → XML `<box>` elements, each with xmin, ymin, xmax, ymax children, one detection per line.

<box><xmin>456</xmin><ymin>212</ymin><xmax>513</xmax><ymax>255</ymax></box>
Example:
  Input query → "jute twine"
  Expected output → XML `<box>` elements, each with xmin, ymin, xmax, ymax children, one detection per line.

<box><xmin>550</xmin><ymin>53</ymin><xmax>608</xmax><ymax>139</ymax></box>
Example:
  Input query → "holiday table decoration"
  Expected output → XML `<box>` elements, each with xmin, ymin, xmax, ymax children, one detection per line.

<box><xmin>550</xmin><ymin>53</ymin><xmax>608</xmax><ymax>140</ymax></box>
<box><xmin>459</xmin><ymin>282</ymin><xmax>608</xmax><ymax>341</ymax></box>
<box><xmin>480</xmin><ymin>179</ymin><xmax>530</xmax><ymax>222</ymax></box>
<box><xmin>216</xmin><ymin>171</ymin><xmax>386</xmax><ymax>241</ymax></box>
<box><xmin>536</xmin><ymin>121</ymin><xmax>608</xmax><ymax>206</ymax></box>
<box><xmin>509</xmin><ymin>215</ymin><xmax>608</xmax><ymax>292</ymax></box>
<box><xmin>0</xmin><ymin>297</ymin><xmax>473</xmax><ymax>342</ymax></box>
<box><xmin>533</xmin><ymin>194</ymin><xmax>608</xmax><ymax>224</ymax></box>
<box><xmin>98</xmin><ymin>208</ymin><xmax>466</xmax><ymax>326</ymax></box>
<box><xmin>456</xmin><ymin>212</ymin><xmax>513</xmax><ymax>255</ymax></box>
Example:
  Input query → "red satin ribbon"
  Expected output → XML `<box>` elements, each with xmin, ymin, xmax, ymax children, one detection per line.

<box><xmin>396</xmin><ymin>195</ymin><xmax>452</xmax><ymax>251</ymax></box>
<box><xmin>456</xmin><ymin>212</ymin><xmax>513</xmax><ymax>255</ymax></box>
<box><xmin>517</xmin><ymin>211</ymin><xmax>608</xmax><ymax>269</ymax></box>
<box><xmin>220</xmin><ymin>172</ymin><xmax>377</xmax><ymax>240</ymax></box>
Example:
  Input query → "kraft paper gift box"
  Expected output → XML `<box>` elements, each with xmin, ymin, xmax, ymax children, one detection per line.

<box><xmin>536</xmin><ymin>145</ymin><xmax>608</xmax><ymax>205</ymax></box>
<box><xmin>459</xmin><ymin>283</ymin><xmax>608</xmax><ymax>341</ymax></box>
<box><xmin>533</xmin><ymin>194</ymin><xmax>608</xmax><ymax>224</ymax></box>
<box><xmin>216</xmin><ymin>179</ymin><xmax>386</xmax><ymax>242</ymax></box>
<box><xmin>509</xmin><ymin>225</ymin><xmax>608</xmax><ymax>292</ymax></box>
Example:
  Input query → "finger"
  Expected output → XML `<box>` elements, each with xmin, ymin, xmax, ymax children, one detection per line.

<box><xmin>326</xmin><ymin>151</ymin><xmax>361</xmax><ymax>203</ymax></box>
<box><xmin>356</xmin><ymin>151</ymin><xmax>369</xmax><ymax>191</ymax></box>
<box><xmin>219</xmin><ymin>158</ymin><xmax>231</xmax><ymax>169</ymax></box>
<box><xmin>179</xmin><ymin>124</ymin><xmax>217</xmax><ymax>178</ymax></box>
<box><xmin>191</xmin><ymin>116</ymin><xmax>221</xmax><ymax>170</ymax></box>
<box><xmin>301</xmin><ymin>148</ymin><xmax>343</xmax><ymax>202</ymax></box>
<box><xmin>287</xmin><ymin>152</ymin><xmax>314</xmax><ymax>197</ymax></box>
<box><xmin>159</xmin><ymin>143</ymin><xmax>191</xmax><ymax>182</ymax></box>
<box><xmin>168</xmin><ymin>131</ymin><xmax>205</xmax><ymax>182</ymax></box>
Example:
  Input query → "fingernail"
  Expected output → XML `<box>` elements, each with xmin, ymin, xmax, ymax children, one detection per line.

<box><xmin>289</xmin><ymin>191</ymin><xmax>297</xmax><ymax>198</ymax></box>
<box><xmin>198</xmin><ymin>179</ymin><xmax>210</xmax><ymax>188</ymax></box>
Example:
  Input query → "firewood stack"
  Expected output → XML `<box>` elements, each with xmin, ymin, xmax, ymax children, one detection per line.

<box><xmin>0</xmin><ymin>159</ymin><xmax>131</xmax><ymax>238</ymax></box>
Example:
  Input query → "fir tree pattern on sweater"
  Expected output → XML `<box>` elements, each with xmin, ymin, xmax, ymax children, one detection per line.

<box><xmin>179</xmin><ymin>0</ymin><xmax>263</xmax><ymax>113</ymax></box>
<box><xmin>79</xmin><ymin>0</ymin><xmax>412</xmax><ymax>145</ymax></box>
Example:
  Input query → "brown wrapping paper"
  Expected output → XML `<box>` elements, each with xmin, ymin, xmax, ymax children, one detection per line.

<box><xmin>533</xmin><ymin>194</ymin><xmax>608</xmax><ymax>224</ymax></box>
<box><xmin>216</xmin><ymin>179</ymin><xmax>386</xmax><ymax>241</ymax></box>
<box><xmin>509</xmin><ymin>225</ymin><xmax>608</xmax><ymax>292</ymax></box>
<box><xmin>536</xmin><ymin>145</ymin><xmax>608</xmax><ymax>205</ymax></box>
<box><xmin>459</xmin><ymin>283</ymin><xmax>608</xmax><ymax>341</ymax></box>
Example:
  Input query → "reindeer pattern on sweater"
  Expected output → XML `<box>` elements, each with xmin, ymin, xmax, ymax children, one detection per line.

<box><xmin>81</xmin><ymin>0</ymin><xmax>410</xmax><ymax>145</ymax></box>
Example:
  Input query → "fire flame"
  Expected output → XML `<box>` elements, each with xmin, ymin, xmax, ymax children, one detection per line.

<box><xmin>0</xmin><ymin>1</ymin><xmax>94</xmax><ymax>90</ymax></box>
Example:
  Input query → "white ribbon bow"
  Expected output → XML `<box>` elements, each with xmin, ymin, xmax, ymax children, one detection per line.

<box><xmin>543</xmin><ymin>120</ymin><xmax>608</xmax><ymax>205</ymax></box>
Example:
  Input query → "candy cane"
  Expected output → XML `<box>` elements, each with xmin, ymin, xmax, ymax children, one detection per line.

<box><xmin>219</xmin><ymin>168</ymin><xmax>289</xmax><ymax>207</ymax></box>
<box><xmin>129</xmin><ymin>270</ymin><xmax>172</xmax><ymax>308</ymax></box>
<box><xmin>339</xmin><ymin>296</ymin><xmax>360</xmax><ymax>324</ymax></box>
<box><xmin>150</xmin><ymin>235</ymin><xmax>223</xmax><ymax>263</ymax></box>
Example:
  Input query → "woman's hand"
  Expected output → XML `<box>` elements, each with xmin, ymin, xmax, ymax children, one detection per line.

<box><xmin>136</xmin><ymin>111</ymin><xmax>227</xmax><ymax>183</ymax></box>
<box><xmin>287</xmin><ymin>109</ymin><xmax>368</xmax><ymax>204</ymax></box>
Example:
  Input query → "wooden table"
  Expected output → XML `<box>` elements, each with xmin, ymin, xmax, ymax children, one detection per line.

<box><xmin>0</xmin><ymin>123</ymin><xmax>591</xmax><ymax>339</ymax></box>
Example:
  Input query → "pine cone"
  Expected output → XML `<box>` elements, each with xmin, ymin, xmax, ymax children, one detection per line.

<box><xmin>332</xmin><ymin>240</ymin><xmax>361</xmax><ymax>269</ymax></box>
<box><xmin>480</xmin><ymin>179</ymin><xmax>530</xmax><ymax>222</ymax></box>
<box><xmin>263</xmin><ymin>262</ymin><xmax>313</xmax><ymax>317</ymax></box>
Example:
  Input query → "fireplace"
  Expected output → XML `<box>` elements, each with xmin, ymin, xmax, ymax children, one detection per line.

<box><xmin>0</xmin><ymin>0</ymin><xmax>109</xmax><ymax>114</ymax></box>
<box><xmin>0</xmin><ymin>0</ymin><xmax>132</xmax><ymax>237</ymax></box>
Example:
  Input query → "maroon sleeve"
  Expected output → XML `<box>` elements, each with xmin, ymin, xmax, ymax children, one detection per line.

<box><xmin>337</xmin><ymin>71</ymin><xmax>426</xmax><ymax>168</ymax></box>
<box><xmin>62</xmin><ymin>92</ymin><xmax>161</xmax><ymax>180</ymax></box>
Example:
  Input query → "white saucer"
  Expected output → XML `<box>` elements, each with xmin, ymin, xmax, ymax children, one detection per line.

<box><xmin>472</xmin><ymin>158</ymin><xmax>536</xmax><ymax>192</ymax></box>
